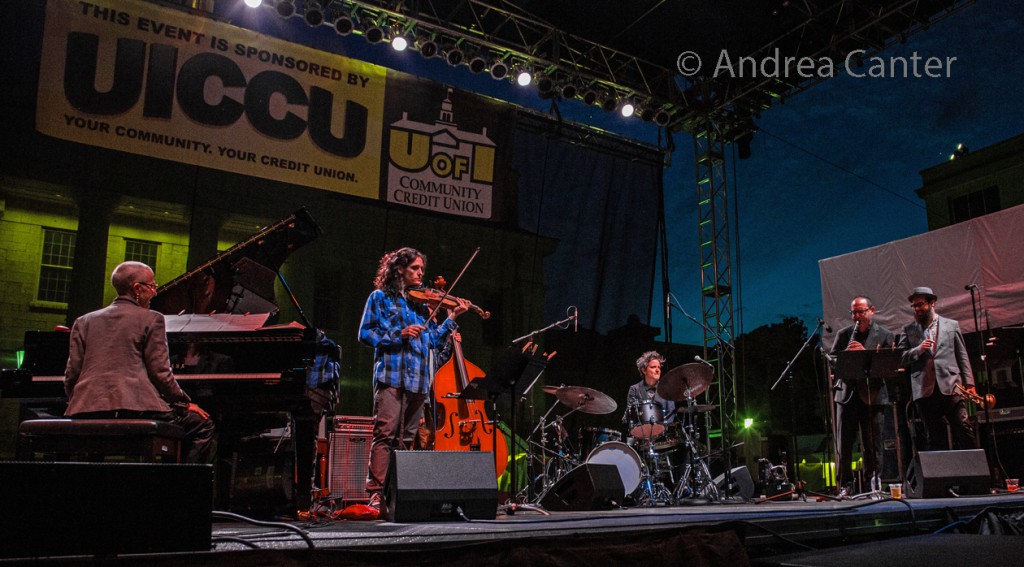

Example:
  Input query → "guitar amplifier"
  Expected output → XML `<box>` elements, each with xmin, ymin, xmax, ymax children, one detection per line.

<box><xmin>327</xmin><ymin>416</ymin><xmax>374</xmax><ymax>503</ymax></box>
<box><xmin>974</xmin><ymin>406</ymin><xmax>1024</xmax><ymax>480</ymax></box>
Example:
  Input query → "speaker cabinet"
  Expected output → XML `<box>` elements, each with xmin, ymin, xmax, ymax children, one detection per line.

<box><xmin>539</xmin><ymin>463</ymin><xmax>624</xmax><ymax>511</ymax></box>
<box><xmin>904</xmin><ymin>449</ymin><xmax>990</xmax><ymax>498</ymax></box>
<box><xmin>385</xmin><ymin>451</ymin><xmax>498</xmax><ymax>522</ymax></box>
<box><xmin>0</xmin><ymin>462</ymin><xmax>212</xmax><ymax>559</ymax></box>
<box><xmin>709</xmin><ymin>466</ymin><xmax>756</xmax><ymax>500</ymax></box>
<box><xmin>327</xmin><ymin>423</ymin><xmax>373</xmax><ymax>503</ymax></box>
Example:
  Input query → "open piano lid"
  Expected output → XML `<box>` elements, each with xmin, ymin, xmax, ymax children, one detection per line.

<box><xmin>150</xmin><ymin>208</ymin><xmax>321</xmax><ymax>317</ymax></box>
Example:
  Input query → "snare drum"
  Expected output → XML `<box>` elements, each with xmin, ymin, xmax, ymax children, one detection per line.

<box><xmin>579</xmin><ymin>426</ymin><xmax>622</xmax><ymax>456</ymax></box>
<box><xmin>629</xmin><ymin>399</ymin><xmax>666</xmax><ymax>439</ymax></box>
<box><xmin>586</xmin><ymin>441</ymin><xmax>643</xmax><ymax>495</ymax></box>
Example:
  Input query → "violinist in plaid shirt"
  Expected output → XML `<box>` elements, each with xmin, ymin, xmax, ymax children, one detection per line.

<box><xmin>358</xmin><ymin>247</ymin><xmax>470</xmax><ymax>511</ymax></box>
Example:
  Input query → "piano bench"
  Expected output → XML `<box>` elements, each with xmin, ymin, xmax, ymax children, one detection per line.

<box><xmin>18</xmin><ymin>419</ymin><xmax>184</xmax><ymax>463</ymax></box>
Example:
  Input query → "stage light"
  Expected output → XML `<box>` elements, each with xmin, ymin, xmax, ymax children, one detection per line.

<box><xmin>743</xmin><ymin>418</ymin><xmax>754</xmax><ymax>429</ymax></box>
<box><xmin>445</xmin><ymin>47</ymin><xmax>465</xmax><ymax>66</ymax></box>
<box><xmin>600</xmin><ymin>94</ymin><xmax>618</xmax><ymax>113</ymax></box>
<box><xmin>654</xmin><ymin>109</ymin><xmax>671</xmax><ymax>127</ymax></box>
<box><xmin>490</xmin><ymin>59</ymin><xmax>509</xmax><ymax>80</ymax></box>
<box><xmin>620</xmin><ymin>99</ymin><xmax>635</xmax><ymax>118</ymax></box>
<box><xmin>390</xmin><ymin>31</ymin><xmax>409</xmax><ymax>52</ymax></box>
<box><xmin>559</xmin><ymin>82</ymin><xmax>578</xmax><ymax>100</ymax></box>
<box><xmin>364</xmin><ymin>22</ymin><xmax>384</xmax><ymax>44</ymax></box>
<box><xmin>537</xmin><ymin>75</ymin><xmax>555</xmax><ymax>97</ymax></box>
<box><xmin>334</xmin><ymin>13</ymin><xmax>355</xmax><ymax>35</ymax></box>
<box><xmin>468</xmin><ymin>55</ymin><xmax>487</xmax><ymax>73</ymax></box>
<box><xmin>417</xmin><ymin>38</ymin><xmax>438</xmax><ymax>58</ymax></box>
<box><xmin>275</xmin><ymin>0</ymin><xmax>295</xmax><ymax>18</ymax></box>
<box><xmin>949</xmin><ymin>142</ymin><xmax>969</xmax><ymax>160</ymax></box>
<box><xmin>244</xmin><ymin>0</ymin><xmax>262</xmax><ymax>8</ymax></box>
<box><xmin>639</xmin><ymin>106</ymin><xmax>656</xmax><ymax>122</ymax></box>
<box><xmin>514</xmin><ymin>64</ymin><xmax>532</xmax><ymax>87</ymax></box>
<box><xmin>581</xmin><ymin>89</ymin><xmax>598</xmax><ymax>105</ymax></box>
<box><xmin>304</xmin><ymin>2</ymin><xmax>323</xmax><ymax>27</ymax></box>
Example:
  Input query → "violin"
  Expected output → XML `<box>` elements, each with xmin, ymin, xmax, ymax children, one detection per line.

<box><xmin>407</xmin><ymin>277</ymin><xmax>491</xmax><ymax>319</ymax></box>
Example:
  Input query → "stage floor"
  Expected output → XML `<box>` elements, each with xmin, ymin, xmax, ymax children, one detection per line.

<box><xmin>198</xmin><ymin>491</ymin><xmax>1024</xmax><ymax>564</ymax></box>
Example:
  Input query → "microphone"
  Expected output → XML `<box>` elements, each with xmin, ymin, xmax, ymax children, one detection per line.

<box><xmin>694</xmin><ymin>355</ymin><xmax>713</xmax><ymax>367</ymax></box>
<box><xmin>964</xmin><ymin>284</ymin><xmax>977</xmax><ymax>291</ymax></box>
<box><xmin>817</xmin><ymin>317</ymin><xmax>833</xmax><ymax>333</ymax></box>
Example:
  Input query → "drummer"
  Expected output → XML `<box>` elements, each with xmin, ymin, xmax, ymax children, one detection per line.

<box><xmin>622</xmin><ymin>351</ymin><xmax>677</xmax><ymax>443</ymax></box>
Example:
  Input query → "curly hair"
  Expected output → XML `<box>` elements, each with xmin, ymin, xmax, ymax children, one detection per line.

<box><xmin>635</xmin><ymin>350</ymin><xmax>666</xmax><ymax>376</ymax></box>
<box><xmin>373</xmin><ymin>247</ymin><xmax>426</xmax><ymax>297</ymax></box>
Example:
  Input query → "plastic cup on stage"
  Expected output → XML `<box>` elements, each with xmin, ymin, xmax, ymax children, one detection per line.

<box><xmin>888</xmin><ymin>483</ymin><xmax>902</xmax><ymax>499</ymax></box>
<box><xmin>1007</xmin><ymin>478</ymin><xmax>1019</xmax><ymax>492</ymax></box>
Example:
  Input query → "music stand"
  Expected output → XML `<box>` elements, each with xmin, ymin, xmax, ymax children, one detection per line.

<box><xmin>461</xmin><ymin>345</ymin><xmax>550</xmax><ymax>504</ymax></box>
<box><xmin>835</xmin><ymin>349</ymin><xmax>907</xmax><ymax>488</ymax></box>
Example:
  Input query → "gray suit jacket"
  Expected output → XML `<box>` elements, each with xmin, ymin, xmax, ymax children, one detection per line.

<box><xmin>64</xmin><ymin>297</ymin><xmax>191</xmax><ymax>415</ymax></box>
<box><xmin>830</xmin><ymin>322</ymin><xmax>895</xmax><ymax>405</ymax></box>
<box><xmin>898</xmin><ymin>314</ymin><xmax>974</xmax><ymax>401</ymax></box>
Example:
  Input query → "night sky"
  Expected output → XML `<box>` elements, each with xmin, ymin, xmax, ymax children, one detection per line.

<box><xmin>227</xmin><ymin>1</ymin><xmax>1024</xmax><ymax>346</ymax></box>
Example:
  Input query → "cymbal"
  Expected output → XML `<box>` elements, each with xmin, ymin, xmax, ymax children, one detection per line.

<box><xmin>677</xmin><ymin>403</ymin><xmax>717</xmax><ymax>414</ymax></box>
<box><xmin>658</xmin><ymin>363</ymin><xmax>713</xmax><ymax>401</ymax></box>
<box><xmin>542</xmin><ymin>385</ymin><xmax>561</xmax><ymax>395</ymax></box>
<box><xmin>553</xmin><ymin>386</ymin><xmax>618</xmax><ymax>415</ymax></box>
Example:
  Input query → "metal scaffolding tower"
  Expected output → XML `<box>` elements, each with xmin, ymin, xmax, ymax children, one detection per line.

<box><xmin>693</xmin><ymin>120</ymin><xmax>737</xmax><ymax>449</ymax></box>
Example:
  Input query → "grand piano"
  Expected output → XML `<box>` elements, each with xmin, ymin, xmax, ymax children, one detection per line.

<box><xmin>1</xmin><ymin>207</ymin><xmax>339</xmax><ymax>516</ymax></box>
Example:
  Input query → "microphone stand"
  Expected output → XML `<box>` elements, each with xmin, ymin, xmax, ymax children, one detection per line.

<box><xmin>771</xmin><ymin>318</ymin><xmax>826</xmax><ymax>488</ymax></box>
<box><xmin>666</xmin><ymin>294</ymin><xmax>744</xmax><ymax>502</ymax></box>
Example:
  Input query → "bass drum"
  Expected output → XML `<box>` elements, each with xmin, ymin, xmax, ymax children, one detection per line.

<box><xmin>585</xmin><ymin>441</ymin><xmax>643</xmax><ymax>496</ymax></box>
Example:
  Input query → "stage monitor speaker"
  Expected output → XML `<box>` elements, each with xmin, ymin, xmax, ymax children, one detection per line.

<box><xmin>708</xmin><ymin>466</ymin><xmax>756</xmax><ymax>500</ymax></box>
<box><xmin>0</xmin><ymin>461</ymin><xmax>212</xmax><ymax>559</ymax></box>
<box><xmin>327</xmin><ymin>425</ymin><xmax>373</xmax><ymax>503</ymax></box>
<box><xmin>904</xmin><ymin>449</ymin><xmax>990</xmax><ymax>499</ymax></box>
<box><xmin>385</xmin><ymin>451</ymin><xmax>498</xmax><ymax>522</ymax></box>
<box><xmin>539</xmin><ymin>463</ymin><xmax>624</xmax><ymax>511</ymax></box>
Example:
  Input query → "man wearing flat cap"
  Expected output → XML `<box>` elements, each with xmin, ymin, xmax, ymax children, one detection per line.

<box><xmin>897</xmin><ymin>287</ymin><xmax>977</xmax><ymax>451</ymax></box>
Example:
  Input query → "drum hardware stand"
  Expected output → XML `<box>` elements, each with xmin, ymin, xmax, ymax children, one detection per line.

<box><xmin>673</xmin><ymin>401</ymin><xmax>718</xmax><ymax>504</ymax></box>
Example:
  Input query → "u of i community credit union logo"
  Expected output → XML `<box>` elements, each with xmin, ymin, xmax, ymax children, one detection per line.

<box><xmin>385</xmin><ymin>89</ymin><xmax>496</xmax><ymax>219</ymax></box>
<box><xmin>676</xmin><ymin>48</ymin><xmax>957</xmax><ymax>79</ymax></box>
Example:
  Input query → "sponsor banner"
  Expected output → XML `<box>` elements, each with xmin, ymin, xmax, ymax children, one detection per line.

<box><xmin>36</xmin><ymin>0</ymin><xmax>385</xmax><ymax>199</ymax></box>
<box><xmin>382</xmin><ymin>82</ymin><xmax>513</xmax><ymax>220</ymax></box>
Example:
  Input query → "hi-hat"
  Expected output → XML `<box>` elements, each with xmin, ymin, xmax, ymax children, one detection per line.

<box><xmin>553</xmin><ymin>386</ymin><xmax>617</xmax><ymax>414</ymax></box>
<box><xmin>659</xmin><ymin>363</ymin><xmax>713</xmax><ymax>401</ymax></box>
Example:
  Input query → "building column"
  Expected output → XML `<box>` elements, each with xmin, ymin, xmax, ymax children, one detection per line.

<box><xmin>66</xmin><ymin>189</ymin><xmax>118</xmax><ymax>323</ymax></box>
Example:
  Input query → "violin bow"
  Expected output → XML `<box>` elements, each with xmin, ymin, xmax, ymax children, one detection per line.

<box><xmin>425</xmin><ymin>246</ymin><xmax>480</xmax><ymax>322</ymax></box>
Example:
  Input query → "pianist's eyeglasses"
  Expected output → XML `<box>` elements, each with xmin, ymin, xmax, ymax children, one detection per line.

<box><xmin>137</xmin><ymin>281</ymin><xmax>158</xmax><ymax>290</ymax></box>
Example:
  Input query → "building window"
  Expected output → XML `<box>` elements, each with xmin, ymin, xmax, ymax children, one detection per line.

<box><xmin>38</xmin><ymin>228</ymin><xmax>76</xmax><ymax>303</ymax></box>
<box><xmin>949</xmin><ymin>186</ymin><xmax>1000</xmax><ymax>224</ymax></box>
<box><xmin>124</xmin><ymin>239</ymin><xmax>159</xmax><ymax>269</ymax></box>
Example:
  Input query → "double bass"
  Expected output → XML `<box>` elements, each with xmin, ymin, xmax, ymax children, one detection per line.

<box><xmin>415</xmin><ymin>280</ymin><xmax>508</xmax><ymax>479</ymax></box>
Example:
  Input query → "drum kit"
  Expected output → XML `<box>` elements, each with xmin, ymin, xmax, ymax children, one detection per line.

<box><xmin>528</xmin><ymin>362</ymin><xmax>720</xmax><ymax>507</ymax></box>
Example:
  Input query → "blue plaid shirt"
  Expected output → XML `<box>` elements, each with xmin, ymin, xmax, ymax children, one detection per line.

<box><xmin>358</xmin><ymin>289</ymin><xmax>458</xmax><ymax>394</ymax></box>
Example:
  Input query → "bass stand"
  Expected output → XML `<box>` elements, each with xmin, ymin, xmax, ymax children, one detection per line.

<box><xmin>771</xmin><ymin>318</ymin><xmax>827</xmax><ymax>492</ymax></box>
<box><xmin>528</xmin><ymin>403</ymin><xmax>579</xmax><ymax>501</ymax></box>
